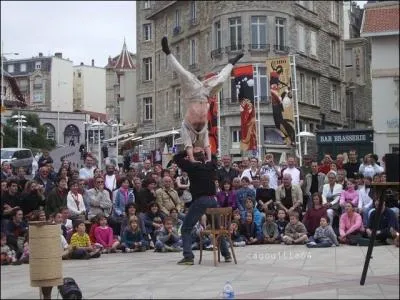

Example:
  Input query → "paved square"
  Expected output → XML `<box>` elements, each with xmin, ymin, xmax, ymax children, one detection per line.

<box><xmin>1</xmin><ymin>244</ymin><xmax>398</xmax><ymax>299</ymax></box>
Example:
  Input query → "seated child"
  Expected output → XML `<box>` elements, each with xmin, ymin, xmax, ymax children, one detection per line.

<box><xmin>243</xmin><ymin>197</ymin><xmax>264</xmax><ymax>236</ymax></box>
<box><xmin>70</xmin><ymin>220</ymin><xmax>101</xmax><ymax>259</ymax></box>
<box><xmin>307</xmin><ymin>216</ymin><xmax>339</xmax><ymax>248</ymax></box>
<box><xmin>240</xmin><ymin>212</ymin><xmax>260</xmax><ymax>245</ymax></box>
<box><xmin>232</xmin><ymin>209</ymin><xmax>242</xmax><ymax>224</ymax></box>
<box><xmin>282</xmin><ymin>212</ymin><xmax>308</xmax><ymax>245</ymax></box>
<box><xmin>143</xmin><ymin>202</ymin><xmax>165</xmax><ymax>245</ymax></box>
<box><xmin>230</xmin><ymin>221</ymin><xmax>245</xmax><ymax>247</ymax></box>
<box><xmin>162</xmin><ymin>36</ymin><xmax>243</xmax><ymax>162</ymax></box>
<box><xmin>170</xmin><ymin>208</ymin><xmax>183</xmax><ymax>236</ymax></box>
<box><xmin>121</xmin><ymin>218</ymin><xmax>148</xmax><ymax>252</ymax></box>
<box><xmin>94</xmin><ymin>215</ymin><xmax>120</xmax><ymax>254</ymax></box>
<box><xmin>275</xmin><ymin>209</ymin><xmax>288</xmax><ymax>242</ymax></box>
<box><xmin>155</xmin><ymin>216</ymin><xmax>182</xmax><ymax>252</ymax></box>
<box><xmin>262</xmin><ymin>211</ymin><xmax>279</xmax><ymax>244</ymax></box>
<box><xmin>191</xmin><ymin>214</ymin><xmax>212</xmax><ymax>250</ymax></box>
<box><xmin>1</xmin><ymin>232</ymin><xmax>20</xmax><ymax>265</ymax></box>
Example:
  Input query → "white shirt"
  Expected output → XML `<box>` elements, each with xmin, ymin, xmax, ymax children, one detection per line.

<box><xmin>282</xmin><ymin>167</ymin><xmax>301</xmax><ymax>185</ymax></box>
<box><xmin>60</xmin><ymin>234</ymin><xmax>69</xmax><ymax>250</ymax></box>
<box><xmin>67</xmin><ymin>191</ymin><xmax>86</xmax><ymax>216</ymax></box>
<box><xmin>358</xmin><ymin>186</ymin><xmax>373</xmax><ymax>210</ymax></box>
<box><xmin>79</xmin><ymin>166</ymin><xmax>95</xmax><ymax>180</ymax></box>
<box><xmin>105</xmin><ymin>174</ymin><xmax>117</xmax><ymax>191</ymax></box>
<box><xmin>259</xmin><ymin>165</ymin><xmax>280</xmax><ymax>190</ymax></box>
<box><xmin>241</xmin><ymin>168</ymin><xmax>259</xmax><ymax>182</ymax></box>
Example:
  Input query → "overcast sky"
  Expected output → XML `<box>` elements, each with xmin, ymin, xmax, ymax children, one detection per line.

<box><xmin>1</xmin><ymin>1</ymin><xmax>368</xmax><ymax>68</ymax></box>
<box><xmin>1</xmin><ymin>1</ymin><xmax>136</xmax><ymax>67</ymax></box>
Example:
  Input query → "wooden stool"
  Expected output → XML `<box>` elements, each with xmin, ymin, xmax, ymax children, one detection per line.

<box><xmin>199</xmin><ymin>207</ymin><xmax>237</xmax><ymax>266</ymax></box>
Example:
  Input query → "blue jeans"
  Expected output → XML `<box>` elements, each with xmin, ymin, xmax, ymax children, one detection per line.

<box><xmin>181</xmin><ymin>196</ymin><xmax>230</xmax><ymax>260</ymax></box>
<box><xmin>306</xmin><ymin>237</ymin><xmax>333</xmax><ymax>248</ymax></box>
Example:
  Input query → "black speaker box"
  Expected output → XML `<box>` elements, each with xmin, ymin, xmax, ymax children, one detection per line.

<box><xmin>385</xmin><ymin>153</ymin><xmax>399</xmax><ymax>182</ymax></box>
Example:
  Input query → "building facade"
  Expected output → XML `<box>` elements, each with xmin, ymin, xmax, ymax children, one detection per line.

<box><xmin>73</xmin><ymin>61</ymin><xmax>106</xmax><ymax>114</ymax></box>
<box><xmin>105</xmin><ymin>41</ymin><xmax>137</xmax><ymax>125</ymax></box>
<box><xmin>361</xmin><ymin>1</ymin><xmax>400</xmax><ymax>158</ymax></box>
<box><xmin>3</xmin><ymin>52</ymin><xmax>73</xmax><ymax>112</ymax></box>
<box><xmin>136</xmin><ymin>0</ymin><xmax>349</xmax><ymax>158</ymax></box>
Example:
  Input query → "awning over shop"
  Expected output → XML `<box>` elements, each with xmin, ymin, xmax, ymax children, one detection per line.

<box><xmin>118</xmin><ymin>136</ymin><xmax>142</xmax><ymax>144</ymax></box>
<box><xmin>103</xmin><ymin>133</ymin><xmax>135</xmax><ymax>142</ymax></box>
<box><xmin>139</xmin><ymin>129</ymin><xmax>180</xmax><ymax>141</ymax></box>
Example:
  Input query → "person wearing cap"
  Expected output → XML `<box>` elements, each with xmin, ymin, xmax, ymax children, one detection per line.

<box><xmin>162</xmin><ymin>36</ymin><xmax>243</xmax><ymax>163</ymax></box>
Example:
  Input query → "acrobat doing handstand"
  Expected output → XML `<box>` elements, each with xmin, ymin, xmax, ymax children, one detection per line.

<box><xmin>162</xmin><ymin>37</ymin><xmax>243</xmax><ymax>162</ymax></box>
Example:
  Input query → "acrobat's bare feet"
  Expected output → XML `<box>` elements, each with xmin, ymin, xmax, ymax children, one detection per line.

<box><xmin>228</xmin><ymin>53</ymin><xmax>244</xmax><ymax>65</ymax></box>
<box><xmin>161</xmin><ymin>37</ymin><xmax>170</xmax><ymax>55</ymax></box>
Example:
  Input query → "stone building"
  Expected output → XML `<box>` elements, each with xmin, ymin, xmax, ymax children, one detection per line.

<box><xmin>2</xmin><ymin>52</ymin><xmax>73</xmax><ymax>112</ymax></box>
<box><xmin>105</xmin><ymin>41</ymin><xmax>137</xmax><ymax>126</ymax></box>
<box><xmin>136</xmin><ymin>0</ymin><xmax>350</xmax><ymax>159</ymax></box>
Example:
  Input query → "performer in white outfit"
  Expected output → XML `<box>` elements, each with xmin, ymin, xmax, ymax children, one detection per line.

<box><xmin>162</xmin><ymin>37</ymin><xmax>243</xmax><ymax>162</ymax></box>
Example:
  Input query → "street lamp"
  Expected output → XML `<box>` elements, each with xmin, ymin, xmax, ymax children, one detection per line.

<box><xmin>110</xmin><ymin>121</ymin><xmax>123</xmax><ymax>159</ymax></box>
<box><xmin>1</xmin><ymin>41</ymin><xmax>19</xmax><ymax>109</ymax></box>
<box><xmin>298</xmin><ymin>125</ymin><xmax>316</xmax><ymax>159</ymax></box>
<box><xmin>11</xmin><ymin>113</ymin><xmax>26</xmax><ymax>148</ymax></box>
<box><xmin>90</xmin><ymin>119</ymin><xmax>107</xmax><ymax>170</ymax></box>
<box><xmin>56</xmin><ymin>77</ymin><xmax>68</xmax><ymax>146</ymax></box>
<box><xmin>83</xmin><ymin>120</ymin><xmax>95</xmax><ymax>153</ymax></box>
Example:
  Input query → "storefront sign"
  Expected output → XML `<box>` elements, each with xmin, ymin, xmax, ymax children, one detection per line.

<box><xmin>317</xmin><ymin>131</ymin><xmax>373</xmax><ymax>144</ymax></box>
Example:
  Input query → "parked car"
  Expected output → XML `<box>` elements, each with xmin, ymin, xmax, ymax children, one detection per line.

<box><xmin>1</xmin><ymin>148</ymin><xmax>34</xmax><ymax>175</ymax></box>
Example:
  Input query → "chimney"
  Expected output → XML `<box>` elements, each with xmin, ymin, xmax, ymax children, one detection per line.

<box><xmin>39</xmin><ymin>52</ymin><xmax>43</xmax><ymax>57</ymax></box>
<box><xmin>91</xmin><ymin>59</ymin><xmax>94</xmax><ymax>67</ymax></box>
<box><xmin>54</xmin><ymin>52</ymin><xmax>62</xmax><ymax>58</ymax></box>
<box><xmin>80</xmin><ymin>62</ymin><xmax>84</xmax><ymax>66</ymax></box>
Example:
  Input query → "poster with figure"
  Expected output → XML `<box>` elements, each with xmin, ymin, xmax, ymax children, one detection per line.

<box><xmin>233</xmin><ymin>65</ymin><xmax>257</xmax><ymax>152</ymax></box>
<box><xmin>266</xmin><ymin>56</ymin><xmax>296</xmax><ymax>147</ymax></box>
<box><xmin>204</xmin><ymin>72</ymin><xmax>219</xmax><ymax>155</ymax></box>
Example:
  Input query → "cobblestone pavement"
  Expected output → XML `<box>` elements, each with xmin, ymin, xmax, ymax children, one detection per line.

<box><xmin>1</xmin><ymin>244</ymin><xmax>398</xmax><ymax>299</ymax></box>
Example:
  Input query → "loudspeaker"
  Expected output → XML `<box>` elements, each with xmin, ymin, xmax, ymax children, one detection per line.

<box><xmin>385</xmin><ymin>153</ymin><xmax>399</xmax><ymax>182</ymax></box>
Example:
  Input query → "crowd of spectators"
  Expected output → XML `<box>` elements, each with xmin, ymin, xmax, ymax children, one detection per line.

<box><xmin>1</xmin><ymin>149</ymin><xmax>399</xmax><ymax>265</ymax></box>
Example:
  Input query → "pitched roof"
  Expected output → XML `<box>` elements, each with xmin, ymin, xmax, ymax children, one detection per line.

<box><xmin>1</xmin><ymin>69</ymin><xmax>26</xmax><ymax>108</ymax></box>
<box><xmin>361</xmin><ymin>2</ymin><xmax>400</xmax><ymax>36</ymax></box>
<box><xmin>113</xmin><ymin>40</ymin><xmax>136</xmax><ymax>70</ymax></box>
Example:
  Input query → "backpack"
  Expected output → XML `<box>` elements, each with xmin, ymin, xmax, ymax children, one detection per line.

<box><xmin>58</xmin><ymin>277</ymin><xmax>82</xmax><ymax>299</ymax></box>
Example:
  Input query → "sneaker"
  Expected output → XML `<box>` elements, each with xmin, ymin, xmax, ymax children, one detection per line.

<box><xmin>11</xmin><ymin>260</ymin><xmax>22</xmax><ymax>265</ymax></box>
<box><xmin>233</xmin><ymin>242</ymin><xmax>239</xmax><ymax>247</ymax></box>
<box><xmin>177</xmin><ymin>257</ymin><xmax>194</xmax><ymax>265</ymax></box>
<box><xmin>205</xmin><ymin>244</ymin><xmax>214</xmax><ymax>251</ymax></box>
<box><xmin>125</xmin><ymin>248</ymin><xmax>132</xmax><ymax>253</ymax></box>
<box><xmin>224</xmin><ymin>256</ymin><xmax>232</xmax><ymax>263</ymax></box>
<box><xmin>140</xmin><ymin>246</ymin><xmax>147</xmax><ymax>252</ymax></box>
<box><xmin>307</xmin><ymin>241</ymin><xmax>317</xmax><ymax>246</ymax></box>
<box><xmin>90</xmin><ymin>251</ymin><xmax>101</xmax><ymax>259</ymax></box>
<box><xmin>164</xmin><ymin>245</ymin><xmax>174</xmax><ymax>252</ymax></box>
<box><xmin>149</xmin><ymin>241</ymin><xmax>155</xmax><ymax>249</ymax></box>
<box><xmin>238</xmin><ymin>241</ymin><xmax>246</xmax><ymax>247</ymax></box>
<box><xmin>110</xmin><ymin>249</ymin><xmax>117</xmax><ymax>253</ymax></box>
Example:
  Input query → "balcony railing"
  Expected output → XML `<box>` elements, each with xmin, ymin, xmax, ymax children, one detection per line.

<box><xmin>248</xmin><ymin>44</ymin><xmax>270</xmax><ymax>51</ymax></box>
<box><xmin>173</xmin><ymin>26</ymin><xmax>181</xmax><ymax>36</ymax></box>
<box><xmin>188</xmin><ymin>18</ymin><xmax>199</xmax><ymax>26</ymax></box>
<box><xmin>211</xmin><ymin>48</ymin><xmax>223</xmax><ymax>59</ymax></box>
<box><xmin>33</xmin><ymin>83</ymin><xmax>43</xmax><ymax>89</ymax></box>
<box><xmin>225</xmin><ymin>44</ymin><xmax>244</xmax><ymax>52</ymax></box>
<box><xmin>273</xmin><ymin>45</ymin><xmax>290</xmax><ymax>53</ymax></box>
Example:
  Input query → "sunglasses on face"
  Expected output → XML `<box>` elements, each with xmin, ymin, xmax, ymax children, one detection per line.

<box><xmin>96</xmin><ymin>181</ymin><xmax>104</xmax><ymax>184</ymax></box>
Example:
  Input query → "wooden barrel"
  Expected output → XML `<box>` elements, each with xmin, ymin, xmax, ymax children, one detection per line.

<box><xmin>29</xmin><ymin>222</ymin><xmax>63</xmax><ymax>287</ymax></box>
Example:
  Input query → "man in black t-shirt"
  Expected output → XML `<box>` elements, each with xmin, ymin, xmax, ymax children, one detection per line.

<box><xmin>344</xmin><ymin>149</ymin><xmax>361</xmax><ymax>179</ymax></box>
<box><xmin>173</xmin><ymin>147</ymin><xmax>232</xmax><ymax>265</ymax></box>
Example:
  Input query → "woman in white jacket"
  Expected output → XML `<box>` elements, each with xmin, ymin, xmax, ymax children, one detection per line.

<box><xmin>67</xmin><ymin>180</ymin><xmax>86</xmax><ymax>221</ymax></box>
<box><xmin>322</xmin><ymin>171</ymin><xmax>343</xmax><ymax>225</ymax></box>
<box><xmin>359</xmin><ymin>154</ymin><xmax>384</xmax><ymax>178</ymax></box>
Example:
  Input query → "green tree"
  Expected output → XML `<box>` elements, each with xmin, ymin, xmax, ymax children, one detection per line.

<box><xmin>4</xmin><ymin>111</ymin><xmax>56</xmax><ymax>150</ymax></box>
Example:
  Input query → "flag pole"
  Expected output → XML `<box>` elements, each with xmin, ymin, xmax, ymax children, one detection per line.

<box><xmin>290</xmin><ymin>55</ymin><xmax>302</xmax><ymax>166</ymax></box>
<box><xmin>217</xmin><ymin>90</ymin><xmax>221</xmax><ymax>159</ymax></box>
<box><xmin>256</xmin><ymin>64</ymin><xmax>262</xmax><ymax>162</ymax></box>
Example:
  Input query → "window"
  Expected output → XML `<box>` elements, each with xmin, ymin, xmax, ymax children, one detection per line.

<box><xmin>7</xmin><ymin>64</ymin><xmax>14</xmax><ymax>73</ymax></box>
<box><xmin>297</xmin><ymin>24</ymin><xmax>305</xmax><ymax>53</ymax></box>
<box><xmin>20</xmin><ymin>63</ymin><xmax>26</xmax><ymax>72</ymax></box>
<box><xmin>175</xmin><ymin>88</ymin><xmax>181</xmax><ymax>117</ymax></box>
<box><xmin>143</xmin><ymin>97</ymin><xmax>153</xmax><ymax>120</ymax></box>
<box><xmin>143</xmin><ymin>57</ymin><xmax>152</xmax><ymax>81</ymax></box>
<box><xmin>32</xmin><ymin>90</ymin><xmax>43</xmax><ymax>103</ymax></box>
<box><xmin>299</xmin><ymin>73</ymin><xmax>306</xmax><ymax>102</ymax></box>
<box><xmin>214</xmin><ymin>21</ymin><xmax>221</xmax><ymax>49</ymax></box>
<box><xmin>175</xmin><ymin>9</ymin><xmax>180</xmax><ymax>28</ymax></box>
<box><xmin>345</xmin><ymin>49</ymin><xmax>353</xmax><ymax>67</ymax></box>
<box><xmin>144</xmin><ymin>0</ymin><xmax>150</xmax><ymax>9</ymax></box>
<box><xmin>330</xmin><ymin>1</ymin><xmax>338</xmax><ymax>23</ymax></box>
<box><xmin>165</xmin><ymin>91</ymin><xmax>169</xmax><ymax>111</ymax></box>
<box><xmin>310</xmin><ymin>31</ymin><xmax>317</xmax><ymax>56</ymax></box>
<box><xmin>35</xmin><ymin>61</ymin><xmax>41</xmax><ymax>69</ymax></box>
<box><xmin>251</xmin><ymin>16</ymin><xmax>267</xmax><ymax>49</ymax></box>
<box><xmin>275</xmin><ymin>18</ymin><xmax>286</xmax><ymax>51</ymax></box>
<box><xmin>229</xmin><ymin>17</ymin><xmax>242</xmax><ymax>50</ymax></box>
<box><xmin>78</xmin><ymin>72</ymin><xmax>81</xmax><ymax>78</ymax></box>
<box><xmin>143</xmin><ymin>24</ymin><xmax>152</xmax><ymax>41</ymax></box>
<box><xmin>253</xmin><ymin>65</ymin><xmax>268</xmax><ymax>102</ymax></box>
<box><xmin>190</xmin><ymin>39</ymin><xmax>197</xmax><ymax>65</ymax></box>
<box><xmin>232</xmin><ymin>129</ymin><xmax>241</xmax><ymax>146</ymax></box>
<box><xmin>157</xmin><ymin>53</ymin><xmax>161</xmax><ymax>72</ymax></box>
<box><xmin>190</xmin><ymin>1</ymin><xmax>196</xmax><ymax>21</ymax></box>
<box><xmin>311</xmin><ymin>77</ymin><xmax>318</xmax><ymax>105</ymax></box>
<box><xmin>331</xmin><ymin>40</ymin><xmax>337</xmax><ymax>66</ymax></box>
<box><xmin>331</xmin><ymin>83</ymin><xmax>339</xmax><ymax>111</ymax></box>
